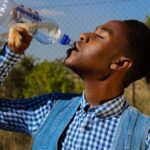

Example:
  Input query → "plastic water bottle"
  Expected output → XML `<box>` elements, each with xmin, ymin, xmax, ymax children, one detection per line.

<box><xmin>0</xmin><ymin>0</ymin><xmax>74</xmax><ymax>46</ymax></box>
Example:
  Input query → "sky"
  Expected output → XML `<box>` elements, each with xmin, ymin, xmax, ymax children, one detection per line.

<box><xmin>1</xmin><ymin>0</ymin><xmax>150</xmax><ymax>61</ymax></box>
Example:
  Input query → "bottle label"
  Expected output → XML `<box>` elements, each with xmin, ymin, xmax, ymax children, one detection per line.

<box><xmin>15</xmin><ymin>7</ymin><xmax>42</xmax><ymax>22</ymax></box>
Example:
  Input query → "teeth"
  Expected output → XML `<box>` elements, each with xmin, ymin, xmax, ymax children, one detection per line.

<box><xmin>71</xmin><ymin>42</ymin><xmax>78</xmax><ymax>51</ymax></box>
<box><xmin>66</xmin><ymin>42</ymin><xmax>78</xmax><ymax>54</ymax></box>
<box><xmin>69</xmin><ymin>41</ymin><xmax>75</xmax><ymax>48</ymax></box>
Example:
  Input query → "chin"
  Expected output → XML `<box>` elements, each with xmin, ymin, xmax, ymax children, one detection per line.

<box><xmin>64</xmin><ymin>60</ymin><xmax>74</xmax><ymax>69</ymax></box>
<box><xmin>65</xmin><ymin>63</ymin><xmax>83</xmax><ymax>78</ymax></box>
<box><xmin>64</xmin><ymin>56</ymin><xmax>74</xmax><ymax>66</ymax></box>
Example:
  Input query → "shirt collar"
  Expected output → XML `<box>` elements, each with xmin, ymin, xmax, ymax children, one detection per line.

<box><xmin>81</xmin><ymin>92</ymin><xmax>128</xmax><ymax>118</ymax></box>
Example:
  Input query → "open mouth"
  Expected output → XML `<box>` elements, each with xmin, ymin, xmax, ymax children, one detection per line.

<box><xmin>66</xmin><ymin>42</ymin><xmax>79</xmax><ymax>55</ymax></box>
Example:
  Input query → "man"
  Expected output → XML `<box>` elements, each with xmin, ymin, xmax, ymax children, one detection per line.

<box><xmin>1</xmin><ymin>19</ymin><xmax>150</xmax><ymax>150</ymax></box>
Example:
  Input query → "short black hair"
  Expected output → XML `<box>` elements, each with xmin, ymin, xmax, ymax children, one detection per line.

<box><xmin>123</xmin><ymin>20</ymin><xmax>150</xmax><ymax>87</ymax></box>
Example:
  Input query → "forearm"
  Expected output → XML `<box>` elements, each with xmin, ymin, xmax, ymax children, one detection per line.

<box><xmin>0</xmin><ymin>24</ymin><xmax>33</xmax><ymax>85</ymax></box>
<box><xmin>0</xmin><ymin>43</ymin><xmax>23</xmax><ymax>85</ymax></box>
<box><xmin>0</xmin><ymin>93</ymin><xmax>55</xmax><ymax>136</ymax></box>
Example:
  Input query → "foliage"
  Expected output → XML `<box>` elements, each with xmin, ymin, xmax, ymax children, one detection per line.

<box><xmin>23</xmin><ymin>59</ymin><xmax>83</xmax><ymax>98</ymax></box>
<box><xmin>0</xmin><ymin>57</ymin><xmax>84</xmax><ymax>99</ymax></box>
<box><xmin>145</xmin><ymin>16</ymin><xmax>150</xmax><ymax>27</ymax></box>
<box><xmin>0</xmin><ymin>56</ymin><xmax>35</xmax><ymax>99</ymax></box>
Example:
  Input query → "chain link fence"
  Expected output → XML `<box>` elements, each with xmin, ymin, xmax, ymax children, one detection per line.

<box><xmin>1</xmin><ymin>0</ymin><xmax>150</xmax><ymax>150</ymax></box>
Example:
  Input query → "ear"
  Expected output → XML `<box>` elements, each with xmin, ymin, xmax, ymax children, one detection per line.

<box><xmin>110</xmin><ymin>56</ymin><xmax>132</xmax><ymax>70</ymax></box>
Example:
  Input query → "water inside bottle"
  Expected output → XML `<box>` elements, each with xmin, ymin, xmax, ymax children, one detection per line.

<box><xmin>15</xmin><ymin>22</ymin><xmax>62</xmax><ymax>44</ymax></box>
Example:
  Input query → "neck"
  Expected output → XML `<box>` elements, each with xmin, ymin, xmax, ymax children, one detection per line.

<box><xmin>83</xmin><ymin>79</ymin><xmax>124</xmax><ymax>106</ymax></box>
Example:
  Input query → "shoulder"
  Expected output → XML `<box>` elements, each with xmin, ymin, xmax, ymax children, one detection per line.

<box><xmin>50</xmin><ymin>92</ymin><xmax>82</xmax><ymax>101</ymax></box>
<box><xmin>128</xmin><ymin>105</ymin><xmax>150</xmax><ymax>123</ymax></box>
<box><xmin>25</xmin><ymin>92</ymin><xmax>82</xmax><ymax>101</ymax></box>
<box><xmin>30</xmin><ymin>92</ymin><xmax>82</xmax><ymax>102</ymax></box>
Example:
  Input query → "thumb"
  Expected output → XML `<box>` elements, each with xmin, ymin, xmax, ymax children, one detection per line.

<box><xmin>16</xmin><ymin>26</ymin><xmax>27</xmax><ymax>33</ymax></box>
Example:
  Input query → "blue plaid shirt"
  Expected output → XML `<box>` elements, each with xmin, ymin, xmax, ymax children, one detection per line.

<box><xmin>62</xmin><ymin>94</ymin><xmax>128</xmax><ymax>150</ymax></box>
<box><xmin>1</xmin><ymin>46</ymin><xmax>150</xmax><ymax>149</ymax></box>
<box><xmin>0</xmin><ymin>44</ymin><xmax>23</xmax><ymax>85</ymax></box>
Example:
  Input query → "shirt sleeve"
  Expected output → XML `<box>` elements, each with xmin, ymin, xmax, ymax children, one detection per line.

<box><xmin>146</xmin><ymin>131</ymin><xmax>150</xmax><ymax>149</ymax></box>
<box><xmin>0</xmin><ymin>43</ymin><xmax>24</xmax><ymax>85</ymax></box>
<box><xmin>0</xmin><ymin>93</ymin><xmax>55</xmax><ymax>136</ymax></box>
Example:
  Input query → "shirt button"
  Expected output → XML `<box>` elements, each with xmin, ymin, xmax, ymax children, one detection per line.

<box><xmin>84</xmin><ymin>125</ymin><xmax>91</xmax><ymax>130</ymax></box>
<box><xmin>80</xmin><ymin>121</ymin><xmax>91</xmax><ymax>131</ymax></box>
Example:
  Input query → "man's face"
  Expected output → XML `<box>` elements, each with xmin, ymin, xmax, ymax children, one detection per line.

<box><xmin>64</xmin><ymin>20</ymin><xmax>129</xmax><ymax>79</ymax></box>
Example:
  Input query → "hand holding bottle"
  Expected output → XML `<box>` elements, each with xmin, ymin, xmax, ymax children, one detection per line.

<box><xmin>0</xmin><ymin>0</ymin><xmax>74</xmax><ymax>47</ymax></box>
<box><xmin>8</xmin><ymin>25</ymin><xmax>32</xmax><ymax>53</ymax></box>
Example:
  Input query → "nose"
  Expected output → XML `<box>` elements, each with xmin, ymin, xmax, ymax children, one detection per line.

<box><xmin>80</xmin><ymin>32</ymin><xmax>93</xmax><ymax>43</ymax></box>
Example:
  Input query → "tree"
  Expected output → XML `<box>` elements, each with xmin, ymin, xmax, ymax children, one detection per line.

<box><xmin>23</xmin><ymin>59</ymin><xmax>83</xmax><ymax>98</ymax></box>
<box><xmin>0</xmin><ymin>56</ymin><xmax>35</xmax><ymax>99</ymax></box>
<box><xmin>145</xmin><ymin>16</ymin><xmax>150</xmax><ymax>27</ymax></box>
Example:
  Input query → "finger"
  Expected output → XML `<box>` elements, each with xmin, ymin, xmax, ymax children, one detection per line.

<box><xmin>16</xmin><ymin>26</ymin><xmax>26</xmax><ymax>33</ymax></box>
<box><xmin>14</xmin><ymin>28</ymin><xmax>32</xmax><ymax>47</ymax></box>
<box><xmin>8</xmin><ymin>27</ymin><xmax>17</xmax><ymax>47</ymax></box>
<box><xmin>15</xmin><ymin>23</ymin><xmax>34</xmax><ymax>36</ymax></box>
<box><xmin>16</xmin><ymin>5</ymin><xmax>24</xmax><ymax>21</ymax></box>
<box><xmin>8</xmin><ymin>26</ymin><xmax>22</xmax><ymax>48</ymax></box>
<box><xmin>11</xmin><ymin>8</ymin><xmax>18</xmax><ymax>20</ymax></box>
<box><xmin>31</xmin><ymin>10</ymin><xmax>39</xmax><ymax>16</ymax></box>
<box><xmin>10</xmin><ymin>24</ymin><xmax>32</xmax><ymax>44</ymax></box>
<box><xmin>15</xmin><ymin>25</ymin><xmax>32</xmax><ymax>39</ymax></box>
<box><xmin>26</xmin><ymin>8</ymin><xmax>32</xmax><ymax>12</ymax></box>
<box><xmin>26</xmin><ymin>8</ymin><xmax>38</xmax><ymax>15</ymax></box>
<box><xmin>8</xmin><ymin>36</ymin><xmax>15</xmax><ymax>49</ymax></box>
<box><xmin>11</xmin><ymin>5</ymin><xmax>24</xmax><ymax>21</ymax></box>
<box><xmin>19</xmin><ymin>30</ymin><xmax>32</xmax><ymax>43</ymax></box>
<box><xmin>15</xmin><ymin>34</ymin><xmax>23</xmax><ymax>48</ymax></box>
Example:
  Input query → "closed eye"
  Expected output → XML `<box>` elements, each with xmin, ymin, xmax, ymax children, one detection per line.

<box><xmin>96</xmin><ymin>34</ymin><xmax>105</xmax><ymax>39</ymax></box>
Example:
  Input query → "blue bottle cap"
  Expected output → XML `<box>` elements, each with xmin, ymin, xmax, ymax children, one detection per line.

<box><xmin>60</xmin><ymin>34</ymin><xmax>71</xmax><ymax>45</ymax></box>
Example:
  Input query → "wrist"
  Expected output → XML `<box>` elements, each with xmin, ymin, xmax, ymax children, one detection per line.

<box><xmin>7</xmin><ymin>43</ymin><xmax>24</xmax><ymax>55</ymax></box>
<box><xmin>4</xmin><ymin>43</ymin><xmax>24</xmax><ymax>58</ymax></box>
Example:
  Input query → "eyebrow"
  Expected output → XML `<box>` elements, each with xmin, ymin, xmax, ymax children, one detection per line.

<box><xmin>101</xmin><ymin>27</ymin><xmax>113</xmax><ymax>34</ymax></box>
<box><xmin>96</xmin><ymin>26</ymin><xmax>113</xmax><ymax>35</ymax></box>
